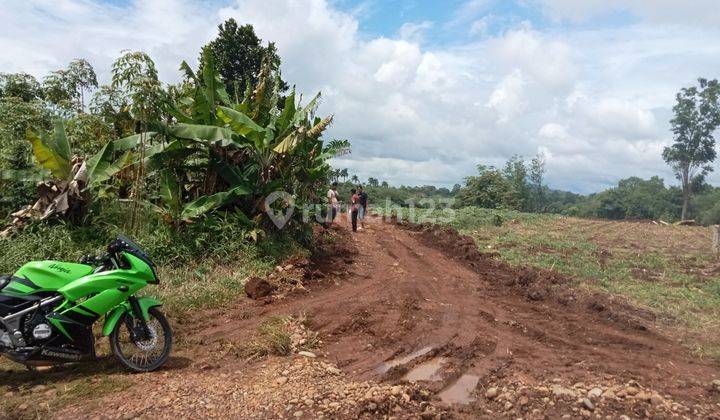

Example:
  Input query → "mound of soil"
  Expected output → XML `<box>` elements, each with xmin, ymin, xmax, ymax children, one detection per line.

<box><xmin>401</xmin><ymin>222</ymin><xmax>660</xmax><ymax>332</ymax></box>
<box><xmin>400</xmin><ymin>222</ymin><xmax>570</xmax><ymax>303</ymax></box>
<box><xmin>244</xmin><ymin>277</ymin><xmax>275</xmax><ymax>299</ymax></box>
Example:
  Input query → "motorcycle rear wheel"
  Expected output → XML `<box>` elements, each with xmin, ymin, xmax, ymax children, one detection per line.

<box><xmin>109</xmin><ymin>307</ymin><xmax>172</xmax><ymax>372</ymax></box>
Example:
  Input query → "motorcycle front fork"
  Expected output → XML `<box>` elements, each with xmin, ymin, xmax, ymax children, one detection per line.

<box><xmin>127</xmin><ymin>296</ymin><xmax>152</xmax><ymax>341</ymax></box>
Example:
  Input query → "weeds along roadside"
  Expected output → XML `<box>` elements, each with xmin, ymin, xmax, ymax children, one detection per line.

<box><xmin>0</xmin><ymin>204</ymin><xmax>304</xmax><ymax>318</ymax></box>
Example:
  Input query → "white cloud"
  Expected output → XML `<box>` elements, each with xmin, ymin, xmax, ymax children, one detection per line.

<box><xmin>486</xmin><ymin>24</ymin><xmax>576</xmax><ymax>92</ymax></box>
<box><xmin>582</xmin><ymin>98</ymin><xmax>657</xmax><ymax>139</ymax></box>
<box><xmin>469</xmin><ymin>15</ymin><xmax>493</xmax><ymax>36</ymax></box>
<box><xmin>398</xmin><ymin>21</ymin><xmax>433</xmax><ymax>44</ymax></box>
<box><xmin>0</xmin><ymin>0</ymin><xmax>219</xmax><ymax>81</ymax></box>
<box><xmin>2</xmin><ymin>0</ymin><xmax>720</xmax><ymax>192</ymax></box>
<box><xmin>447</xmin><ymin>0</ymin><xmax>491</xmax><ymax>28</ymax></box>
<box><xmin>538</xmin><ymin>123</ymin><xmax>568</xmax><ymax>140</ymax></box>
<box><xmin>486</xmin><ymin>69</ymin><xmax>528</xmax><ymax>123</ymax></box>
<box><xmin>536</xmin><ymin>0</ymin><xmax>720</xmax><ymax>26</ymax></box>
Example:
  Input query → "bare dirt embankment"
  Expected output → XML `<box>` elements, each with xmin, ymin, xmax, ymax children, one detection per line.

<box><xmin>37</xmin><ymin>217</ymin><xmax>720</xmax><ymax>418</ymax></box>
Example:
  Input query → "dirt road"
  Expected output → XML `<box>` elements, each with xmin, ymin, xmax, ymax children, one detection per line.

<box><xmin>51</xmin><ymin>217</ymin><xmax>720</xmax><ymax>418</ymax></box>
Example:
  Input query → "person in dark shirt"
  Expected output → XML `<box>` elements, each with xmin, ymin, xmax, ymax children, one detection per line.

<box><xmin>357</xmin><ymin>185</ymin><xmax>368</xmax><ymax>230</ymax></box>
<box><xmin>350</xmin><ymin>188</ymin><xmax>360</xmax><ymax>232</ymax></box>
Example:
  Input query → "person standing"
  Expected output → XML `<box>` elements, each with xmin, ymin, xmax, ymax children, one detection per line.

<box><xmin>327</xmin><ymin>182</ymin><xmax>340</xmax><ymax>225</ymax></box>
<box><xmin>357</xmin><ymin>185</ymin><xmax>368</xmax><ymax>230</ymax></box>
<box><xmin>350</xmin><ymin>188</ymin><xmax>360</xmax><ymax>232</ymax></box>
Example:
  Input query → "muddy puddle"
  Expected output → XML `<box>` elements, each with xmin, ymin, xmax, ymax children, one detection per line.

<box><xmin>376</xmin><ymin>346</ymin><xmax>433</xmax><ymax>374</ymax></box>
<box><xmin>402</xmin><ymin>357</ymin><xmax>447</xmax><ymax>382</ymax></box>
<box><xmin>438</xmin><ymin>374</ymin><xmax>480</xmax><ymax>405</ymax></box>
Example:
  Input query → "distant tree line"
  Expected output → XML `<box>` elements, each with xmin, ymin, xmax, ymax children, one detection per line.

<box><xmin>328</xmin><ymin>76</ymin><xmax>720</xmax><ymax>226</ymax></box>
<box><xmin>451</xmin><ymin>77</ymin><xmax>720</xmax><ymax>225</ymax></box>
<box><xmin>333</xmin><ymin>175</ymin><xmax>454</xmax><ymax>209</ymax></box>
<box><xmin>444</xmin><ymin>155</ymin><xmax>720</xmax><ymax>225</ymax></box>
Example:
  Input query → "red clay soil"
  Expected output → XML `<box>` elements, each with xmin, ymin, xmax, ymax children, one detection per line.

<box><xmin>56</xmin><ymin>216</ymin><xmax>720</xmax><ymax>418</ymax></box>
<box><xmin>198</xmin><ymin>217</ymin><xmax>719</xmax><ymax>417</ymax></box>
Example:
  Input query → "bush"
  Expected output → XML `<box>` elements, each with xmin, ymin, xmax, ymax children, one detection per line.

<box><xmin>699</xmin><ymin>202</ymin><xmax>720</xmax><ymax>226</ymax></box>
<box><xmin>0</xmin><ymin>209</ymin><xmax>298</xmax><ymax>275</ymax></box>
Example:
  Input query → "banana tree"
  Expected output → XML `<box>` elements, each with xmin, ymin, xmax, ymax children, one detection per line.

<box><xmin>89</xmin><ymin>49</ymin><xmax>343</xmax><ymax>229</ymax></box>
<box><xmin>0</xmin><ymin>120</ymin><xmax>89</xmax><ymax>236</ymax></box>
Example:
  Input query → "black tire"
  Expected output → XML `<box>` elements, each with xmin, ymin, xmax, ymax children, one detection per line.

<box><xmin>109</xmin><ymin>307</ymin><xmax>172</xmax><ymax>372</ymax></box>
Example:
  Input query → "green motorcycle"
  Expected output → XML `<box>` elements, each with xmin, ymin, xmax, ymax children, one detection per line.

<box><xmin>0</xmin><ymin>235</ymin><xmax>172</xmax><ymax>372</ymax></box>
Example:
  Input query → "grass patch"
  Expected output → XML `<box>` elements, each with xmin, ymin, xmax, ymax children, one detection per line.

<box><xmin>237</xmin><ymin>314</ymin><xmax>319</xmax><ymax>359</ymax></box>
<box><xmin>0</xmin><ymin>215</ymin><xmax>302</xmax><ymax>318</ymax></box>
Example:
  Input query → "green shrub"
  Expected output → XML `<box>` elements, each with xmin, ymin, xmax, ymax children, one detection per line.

<box><xmin>0</xmin><ymin>209</ymin><xmax>298</xmax><ymax>274</ymax></box>
<box><xmin>699</xmin><ymin>202</ymin><xmax>720</xmax><ymax>226</ymax></box>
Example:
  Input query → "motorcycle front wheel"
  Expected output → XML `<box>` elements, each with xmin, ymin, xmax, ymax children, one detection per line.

<box><xmin>109</xmin><ymin>307</ymin><xmax>172</xmax><ymax>372</ymax></box>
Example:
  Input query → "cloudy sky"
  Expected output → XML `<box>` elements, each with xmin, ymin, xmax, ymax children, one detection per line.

<box><xmin>2</xmin><ymin>0</ymin><xmax>720</xmax><ymax>193</ymax></box>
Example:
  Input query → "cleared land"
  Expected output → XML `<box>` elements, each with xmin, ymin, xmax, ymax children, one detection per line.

<box><xmin>439</xmin><ymin>207</ymin><xmax>720</xmax><ymax>357</ymax></box>
<box><xmin>1</xmin><ymin>214</ymin><xmax>719</xmax><ymax>419</ymax></box>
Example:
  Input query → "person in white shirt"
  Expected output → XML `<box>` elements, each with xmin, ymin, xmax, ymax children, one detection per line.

<box><xmin>327</xmin><ymin>182</ymin><xmax>340</xmax><ymax>224</ymax></box>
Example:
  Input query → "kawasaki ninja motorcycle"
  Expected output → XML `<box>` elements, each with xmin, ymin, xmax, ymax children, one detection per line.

<box><xmin>0</xmin><ymin>235</ymin><xmax>172</xmax><ymax>372</ymax></box>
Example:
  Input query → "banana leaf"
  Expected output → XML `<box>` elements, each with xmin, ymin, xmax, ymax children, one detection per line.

<box><xmin>85</xmin><ymin>132</ymin><xmax>156</xmax><ymax>187</ymax></box>
<box><xmin>179</xmin><ymin>61</ymin><xmax>198</xmax><ymax>83</ymax></box>
<box><xmin>215</xmin><ymin>161</ymin><xmax>246</xmax><ymax>186</ymax></box>
<box><xmin>217</xmin><ymin>106</ymin><xmax>264</xmax><ymax>137</ymax></box>
<box><xmin>181</xmin><ymin>184</ymin><xmax>249</xmax><ymax>221</ymax></box>
<box><xmin>276</xmin><ymin>89</ymin><xmax>297</xmax><ymax>136</ymax></box>
<box><xmin>114</xmin><ymin>132</ymin><xmax>157</xmax><ymax>151</ymax></box>
<box><xmin>201</xmin><ymin>50</ymin><xmax>231</xmax><ymax>117</ymax></box>
<box><xmin>164</xmin><ymin>100</ymin><xmax>193</xmax><ymax>124</ymax></box>
<box><xmin>273</xmin><ymin>129</ymin><xmax>302</xmax><ymax>154</ymax></box>
<box><xmin>27</xmin><ymin>128</ymin><xmax>70</xmax><ymax>180</ymax></box>
<box><xmin>292</xmin><ymin>93</ymin><xmax>320</xmax><ymax>127</ymax></box>
<box><xmin>50</xmin><ymin>119</ymin><xmax>71</xmax><ymax>161</ymax></box>
<box><xmin>159</xmin><ymin>169</ymin><xmax>182</xmax><ymax>216</ymax></box>
<box><xmin>169</xmin><ymin>124</ymin><xmax>235</xmax><ymax>146</ymax></box>
<box><xmin>145</xmin><ymin>140</ymin><xmax>199</xmax><ymax>172</ymax></box>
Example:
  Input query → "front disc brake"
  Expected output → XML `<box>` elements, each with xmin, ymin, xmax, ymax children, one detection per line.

<box><xmin>134</xmin><ymin>325</ymin><xmax>158</xmax><ymax>351</ymax></box>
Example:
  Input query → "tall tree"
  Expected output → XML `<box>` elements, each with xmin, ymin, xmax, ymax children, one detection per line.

<box><xmin>529</xmin><ymin>154</ymin><xmax>546</xmax><ymax>211</ymax></box>
<box><xmin>503</xmin><ymin>154</ymin><xmax>530</xmax><ymax>210</ymax></box>
<box><xmin>110</xmin><ymin>51</ymin><xmax>164</xmax><ymax>230</ymax></box>
<box><xmin>42</xmin><ymin>59</ymin><xmax>98</xmax><ymax>113</ymax></box>
<box><xmin>0</xmin><ymin>73</ymin><xmax>43</xmax><ymax>102</ymax></box>
<box><xmin>662</xmin><ymin>78</ymin><xmax>720</xmax><ymax>220</ymax></box>
<box><xmin>90</xmin><ymin>85</ymin><xmax>134</xmax><ymax>137</ymax></box>
<box><xmin>111</xmin><ymin>51</ymin><xmax>163</xmax><ymax>131</ymax></box>
<box><xmin>199</xmin><ymin>18</ymin><xmax>287</xmax><ymax>98</ymax></box>
<box><xmin>457</xmin><ymin>164</ymin><xmax>513</xmax><ymax>209</ymax></box>
<box><xmin>66</xmin><ymin>59</ymin><xmax>98</xmax><ymax>112</ymax></box>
